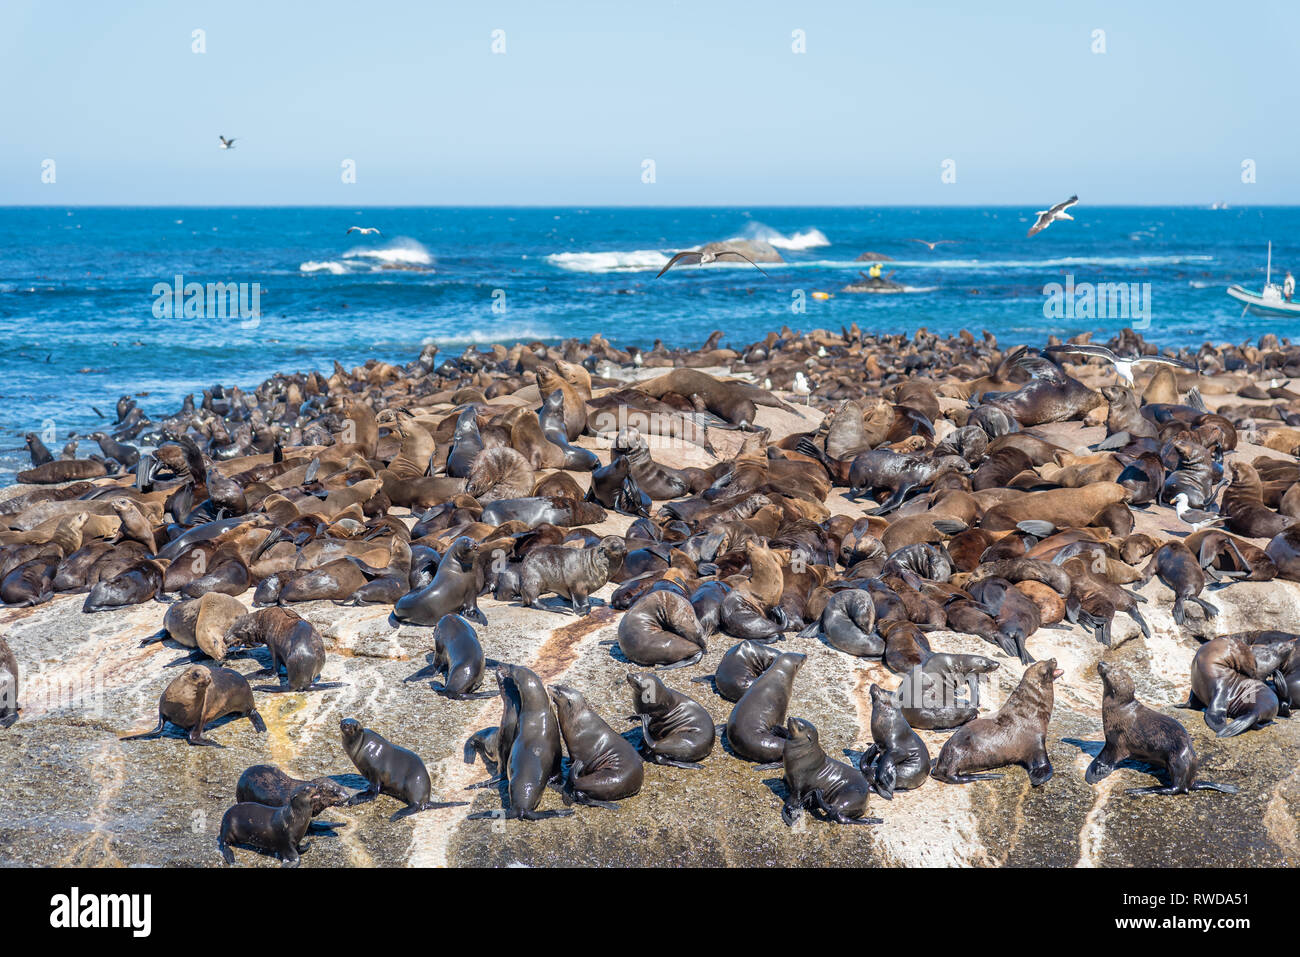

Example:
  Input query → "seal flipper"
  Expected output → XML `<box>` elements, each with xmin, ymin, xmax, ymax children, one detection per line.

<box><xmin>218</xmin><ymin>840</ymin><xmax>236</xmax><ymax>865</ymax></box>
<box><xmin>1015</xmin><ymin>520</ymin><xmax>1056</xmax><ymax>538</ymax></box>
<box><xmin>1187</xmin><ymin>780</ymin><xmax>1240</xmax><ymax>794</ymax></box>
<box><xmin>390</xmin><ymin>800</ymin><xmax>469</xmax><ymax>821</ymax></box>
<box><xmin>120</xmin><ymin>711</ymin><xmax>167</xmax><ymax>741</ymax></box>
<box><xmin>1212</xmin><ymin>714</ymin><xmax>1257</xmax><ymax>738</ymax></box>
<box><xmin>246</xmin><ymin>709</ymin><xmax>267</xmax><ymax>733</ymax></box>
<box><xmin>655</xmin><ymin>651</ymin><xmax>704</xmax><ymax>672</ymax></box>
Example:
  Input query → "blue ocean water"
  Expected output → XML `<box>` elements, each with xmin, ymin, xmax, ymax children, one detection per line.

<box><xmin>1</xmin><ymin>205</ymin><xmax>1297</xmax><ymax>483</ymax></box>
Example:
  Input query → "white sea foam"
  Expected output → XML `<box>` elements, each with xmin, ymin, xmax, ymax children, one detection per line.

<box><xmin>342</xmin><ymin>238</ymin><xmax>435</xmax><ymax>268</ymax></box>
<box><xmin>737</xmin><ymin>221</ymin><xmax>831</xmax><ymax>250</ymax></box>
<box><xmin>299</xmin><ymin>260</ymin><xmax>348</xmax><ymax>275</ymax></box>
<box><xmin>546</xmin><ymin>250</ymin><xmax>670</xmax><ymax>272</ymax></box>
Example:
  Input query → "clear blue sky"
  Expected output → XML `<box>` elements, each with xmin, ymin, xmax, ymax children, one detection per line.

<box><xmin>2</xmin><ymin>0</ymin><xmax>1297</xmax><ymax>205</ymax></box>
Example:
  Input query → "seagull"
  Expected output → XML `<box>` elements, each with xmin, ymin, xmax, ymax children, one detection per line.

<box><xmin>218</xmin><ymin>136</ymin><xmax>237</xmax><ymax>150</ymax></box>
<box><xmin>907</xmin><ymin>239</ymin><xmax>956</xmax><ymax>250</ymax></box>
<box><xmin>346</xmin><ymin>226</ymin><xmax>382</xmax><ymax>236</ymax></box>
<box><xmin>656</xmin><ymin>248</ymin><xmax>769</xmax><ymax>278</ymax></box>
<box><xmin>1045</xmin><ymin>343</ymin><xmax>1195</xmax><ymax>387</ymax></box>
<box><xmin>792</xmin><ymin>371</ymin><xmax>812</xmax><ymax>404</ymax></box>
<box><xmin>1170</xmin><ymin>493</ymin><xmax>1225</xmax><ymax>530</ymax></box>
<box><xmin>1027</xmin><ymin>195</ymin><xmax>1078</xmax><ymax>237</ymax></box>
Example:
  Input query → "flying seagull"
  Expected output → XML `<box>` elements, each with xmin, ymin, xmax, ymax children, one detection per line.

<box><xmin>656</xmin><ymin>249</ymin><xmax>769</xmax><ymax>278</ymax></box>
<box><xmin>1045</xmin><ymin>343</ymin><xmax>1195</xmax><ymax>387</ymax></box>
<box><xmin>346</xmin><ymin>226</ymin><xmax>382</xmax><ymax>235</ymax></box>
<box><xmin>907</xmin><ymin>239</ymin><xmax>956</xmax><ymax>250</ymax></box>
<box><xmin>1170</xmin><ymin>493</ymin><xmax>1225</xmax><ymax>531</ymax></box>
<box><xmin>218</xmin><ymin>136</ymin><xmax>237</xmax><ymax>150</ymax></box>
<box><xmin>1027</xmin><ymin>195</ymin><xmax>1078</xmax><ymax>237</ymax></box>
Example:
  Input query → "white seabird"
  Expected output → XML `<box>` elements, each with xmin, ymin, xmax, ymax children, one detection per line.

<box><xmin>1027</xmin><ymin>195</ymin><xmax>1078</xmax><ymax>237</ymax></box>
<box><xmin>1045</xmin><ymin>343</ymin><xmax>1195</xmax><ymax>387</ymax></box>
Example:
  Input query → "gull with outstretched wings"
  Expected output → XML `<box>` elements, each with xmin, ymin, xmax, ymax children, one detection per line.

<box><xmin>656</xmin><ymin>248</ymin><xmax>769</xmax><ymax>278</ymax></box>
<box><xmin>346</xmin><ymin>226</ymin><xmax>382</xmax><ymax>235</ymax></box>
<box><xmin>218</xmin><ymin>135</ymin><xmax>237</xmax><ymax>150</ymax></box>
<box><xmin>1027</xmin><ymin>195</ymin><xmax>1078</xmax><ymax>236</ymax></box>
<box><xmin>906</xmin><ymin>239</ymin><xmax>956</xmax><ymax>250</ymax></box>
<box><xmin>1046</xmin><ymin>343</ymin><xmax>1194</xmax><ymax>386</ymax></box>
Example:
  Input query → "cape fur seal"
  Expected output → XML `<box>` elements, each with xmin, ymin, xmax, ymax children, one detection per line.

<box><xmin>393</xmin><ymin>537</ymin><xmax>486</xmax><ymax>626</ymax></box>
<box><xmin>1177</xmin><ymin>637</ymin><xmax>1279</xmax><ymax>737</ymax></box>
<box><xmin>616</xmin><ymin>589</ymin><xmax>707</xmax><ymax>668</ymax></box>
<box><xmin>218</xmin><ymin>788</ymin><xmax>313</xmax><ymax>867</ymax></box>
<box><xmin>1083</xmin><ymin>661</ymin><xmax>1238</xmax><ymax>796</ymax></box>
<box><xmin>932</xmin><ymin>659</ymin><xmax>1061</xmax><ymax>785</ymax></box>
<box><xmin>122</xmin><ymin>665</ymin><xmax>266</xmax><ymax>746</ymax></box>
<box><xmin>860</xmin><ymin>683</ymin><xmax>930</xmax><ymax>798</ymax></box>
<box><xmin>781</xmin><ymin>717</ymin><xmax>882</xmax><ymax>826</ymax></box>
<box><xmin>626</xmin><ymin>671</ymin><xmax>715</xmax><ymax>768</ymax></box>
<box><xmin>725</xmin><ymin>651</ymin><xmax>805</xmax><ymax>763</ymax></box>
<box><xmin>551</xmin><ymin>685</ymin><xmax>644</xmax><ymax>807</ymax></box>
<box><xmin>693</xmin><ymin>639</ymin><xmax>778</xmax><ymax>701</ymax></box>
<box><xmin>404</xmin><ymin>613</ymin><xmax>495</xmax><ymax>699</ymax></box>
<box><xmin>339</xmin><ymin>717</ymin><xmax>466</xmax><ymax>820</ymax></box>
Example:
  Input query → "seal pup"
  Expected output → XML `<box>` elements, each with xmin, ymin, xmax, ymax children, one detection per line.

<box><xmin>931</xmin><ymin>659</ymin><xmax>1061</xmax><ymax>786</ymax></box>
<box><xmin>517</xmin><ymin>537</ymin><xmax>626</xmax><ymax>615</ymax></box>
<box><xmin>217</xmin><ymin>788</ymin><xmax>314</xmax><ymax>867</ymax></box>
<box><xmin>692</xmin><ymin>639</ymin><xmax>778</xmax><ymax>701</ymax></box>
<box><xmin>0</xmin><ymin>637</ymin><xmax>17</xmax><ymax>728</ymax></box>
<box><xmin>404</xmin><ymin>613</ymin><xmax>496</xmax><ymax>699</ymax></box>
<box><xmin>235</xmin><ymin>764</ymin><xmax>352</xmax><ymax>831</ymax></box>
<box><xmin>860</xmin><ymin>684</ymin><xmax>930</xmax><ymax>798</ymax></box>
<box><xmin>626</xmin><ymin>672</ymin><xmax>715</xmax><ymax>768</ymax></box>
<box><xmin>121</xmin><ymin>665</ymin><xmax>266</xmax><ymax>747</ymax></box>
<box><xmin>781</xmin><ymin>717</ymin><xmax>882</xmax><ymax>826</ymax></box>
<box><xmin>1177</xmin><ymin>637</ymin><xmax>1279</xmax><ymax>737</ymax></box>
<box><xmin>1139</xmin><ymin>542</ymin><xmax>1218</xmax><ymax>625</ymax></box>
<box><xmin>1083</xmin><ymin>661</ymin><xmax>1238</xmax><ymax>796</ymax></box>
<box><xmin>551</xmin><ymin>685</ymin><xmax>644</xmax><ymax>808</ymax></box>
<box><xmin>339</xmin><ymin>717</ymin><xmax>466</xmax><ymax>820</ymax></box>
<box><xmin>725</xmin><ymin>651</ymin><xmax>805</xmax><ymax>764</ymax></box>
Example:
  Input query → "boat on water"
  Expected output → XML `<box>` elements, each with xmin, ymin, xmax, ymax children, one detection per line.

<box><xmin>1226</xmin><ymin>242</ymin><xmax>1300</xmax><ymax>315</ymax></box>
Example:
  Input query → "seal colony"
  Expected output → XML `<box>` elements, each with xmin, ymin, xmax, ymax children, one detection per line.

<box><xmin>4</xmin><ymin>323</ymin><xmax>1300</xmax><ymax>865</ymax></box>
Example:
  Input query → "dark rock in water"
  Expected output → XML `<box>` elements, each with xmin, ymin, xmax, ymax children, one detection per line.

<box><xmin>855</xmin><ymin>251</ymin><xmax>893</xmax><ymax>261</ymax></box>
<box><xmin>698</xmin><ymin>239</ymin><xmax>783</xmax><ymax>264</ymax></box>
<box><xmin>842</xmin><ymin>271</ymin><xmax>906</xmax><ymax>294</ymax></box>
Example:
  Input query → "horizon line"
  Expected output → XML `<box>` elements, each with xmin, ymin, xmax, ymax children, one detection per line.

<box><xmin>1</xmin><ymin>202</ymin><xmax>1293</xmax><ymax>210</ymax></box>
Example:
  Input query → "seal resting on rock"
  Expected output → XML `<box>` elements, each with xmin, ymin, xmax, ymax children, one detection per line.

<box><xmin>860</xmin><ymin>683</ymin><xmax>930</xmax><ymax>798</ymax></box>
<box><xmin>551</xmin><ymin>684</ymin><xmax>644</xmax><ymax>808</ymax></box>
<box><xmin>781</xmin><ymin>717</ymin><xmax>882</xmax><ymax>826</ymax></box>
<box><xmin>121</xmin><ymin>665</ymin><xmax>266</xmax><ymax>747</ymax></box>
<box><xmin>1176</xmin><ymin>637</ymin><xmax>1279</xmax><ymax>737</ymax></box>
<box><xmin>218</xmin><ymin>787</ymin><xmax>314</xmax><ymax>867</ymax></box>
<box><xmin>626</xmin><ymin>672</ymin><xmax>715</xmax><ymax>768</ymax></box>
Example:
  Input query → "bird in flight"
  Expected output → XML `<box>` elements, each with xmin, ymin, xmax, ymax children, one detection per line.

<box><xmin>1045</xmin><ymin>343</ymin><xmax>1195</xmax><ymax>387</ymax></box>
<box><xmin>1027</xmin><ymin>195</ymin><xmax>1078</xmax><ymax>236</ymax></box>
<box><xmin>218</xmin><ymin>136</ymin><xmax>238</xmax><ymax>150</ymax></box>
<box><xmin>346</xmin><ymin>226</ymin><xmax>382</xmax><ymax>236</ymax></box>
<box><xmin>907</xmin><ymin>239</ymin><xmax>956</xmax><ymax>250</ymax></box>
<box><xmin>656</xmin><ymin>249</ymin><xmax>769</xmax><ymax>278</ymax></box>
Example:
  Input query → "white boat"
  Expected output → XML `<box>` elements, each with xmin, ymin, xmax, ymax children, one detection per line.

<box><xmin>1226</xmin><ymin>242</ymin><xmax>1300</xmax><ymax>315</ymax></box>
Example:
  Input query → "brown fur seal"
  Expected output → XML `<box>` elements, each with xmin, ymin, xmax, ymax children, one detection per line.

<box><xmin>860</xmin><ymin>683</ymin><xmax>930</xmax><ymax>798</ymax></box>
<box><xmin>393</xmin><ymin>537</ymin><xmax>486</xmax><ymax>626</ymax></box>
<box><xmin>979</xmin><ymin>484</ymin><xmax>1129</xmax><ymax>532</ymax></box>
<box><xmin>149</xmin><ymin>592</ymin><xmax>245</xmax><ymax>660</ymax></box>
<box><xmin>1139</xmin><ymin>542</ymin><xmax>1218</xmax><ymax>625</ymax></box>
<box><xmin>518</xmin><ymin>537</ymin><xmax>626</xmax><ymax>615</ymax></box>
<box><xmin>218</xmin><ymin>788</ymin><xmax>314</xmax><ymax>867</ymax></box>
<box><xmin>403</xmin><ymin>613</ymin><xmax>495</xmax><ymax>699</ymax></box>
<box><xmin>616</xmin><ymin>589</ymin><xmax>707</xmax><ymax>668</ymax></box>
<box><xmin>339</xmin><ymin>717</ymin><xmax>465</xmax><ymax>820</ymax></box>
<box><xmin>1177</xmin><ymin>636</ymin><xmax>1279</xmax><ymax>737</ymax></box>
<box><xmin>467</xmin><ymin>447</ymin><xmax>536</xmax><ymax>503</ymax></box>
<box><xmin>1222</xmin><ymin>462</ymin><xmax>1294</xmax><ymax>539</ymax></box>
<box><xmin>1082</xmin><ymin>661</ymin><xmax>1237</xmax><ymax>795</ymax></box>
<box><xmin>693</xmin><ymin>639</ymin><xmax>778</xmax><ymax>701</ymax></box>
<box><xmin>780</xmin><ymin>716</ymin><xmax>882</xmax><ymax>826</ymax></box>
<box><xmin>235</xmin><ymin>764</ymin><xmax>352</xmax><ymax>827</ymax></box>
<box><xmin>626</xmin><ymin>672</ymin><xmax>715</xmax><ymax>768</ymax></box>
<box><xmin>226</xmin><ymin>607</ymin><xmax>335</xmax><ymax>692</ymax></box>
<box><xmin>725</xmin><ymin>650</ymin><xmax>805</xmax><ymax>763</ymax></box>
<box><xmin>551</xmin><ymin>684</ymin><xmax>644</xmax><ymax>807</ymax></box>
<box><xmin>932</xmin><ymin>659</ymin><xmax>1061</xmax><ymax>785</ymax></box>
<box><xmin>121</xmin><ymin>665</ymin><xmax>266</xmax><ymax>746</ymax></box>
